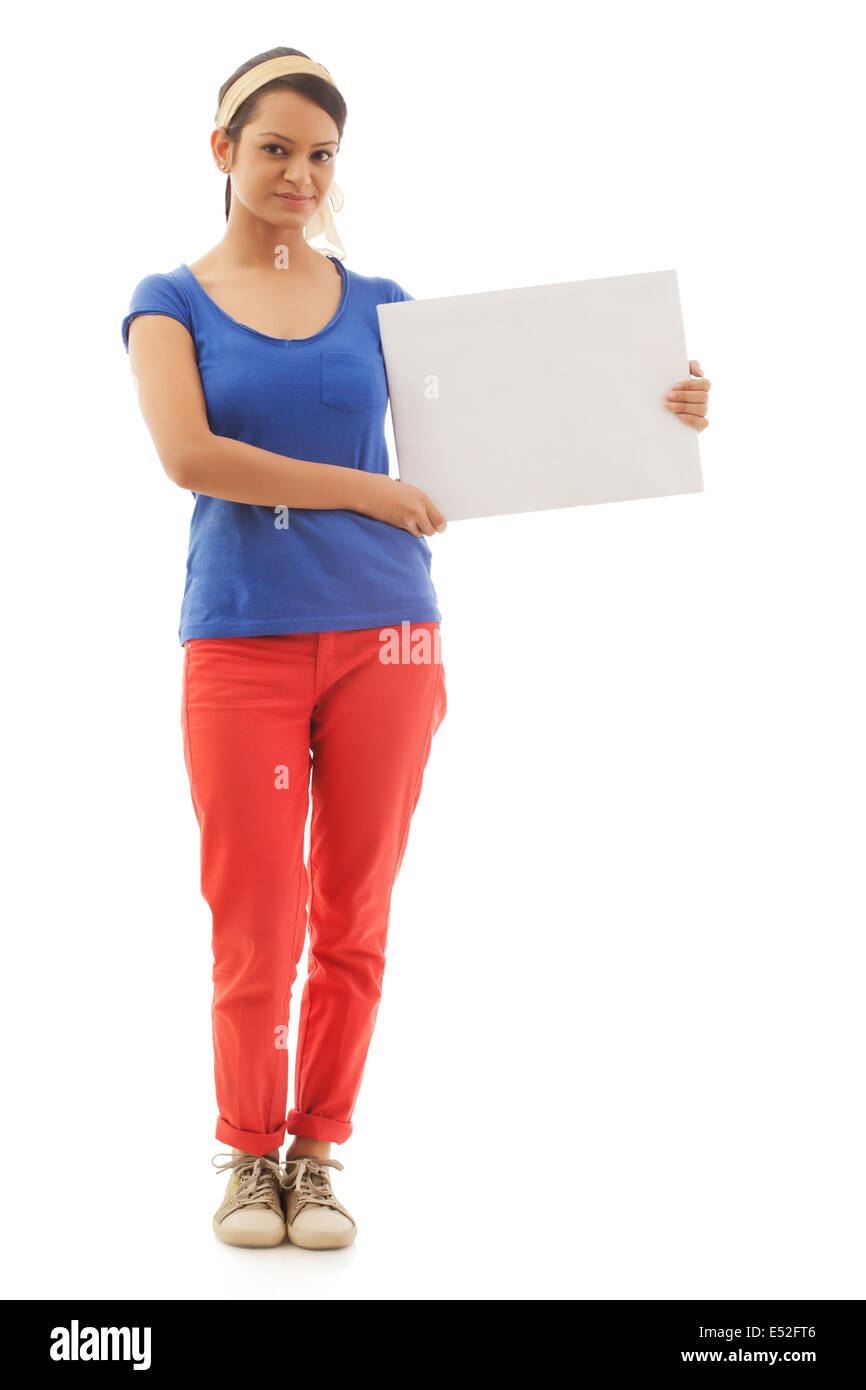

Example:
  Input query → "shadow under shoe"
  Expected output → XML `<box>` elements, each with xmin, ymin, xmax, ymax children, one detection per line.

<box><xmin>281</xmin><ymin>1154</ymin><xmax>357</xmax><ymax>1250</ymax></box>
<box><xmin>212</xmin><ymin>1149</ymin><xmax>286</xmax><ymax>1247</ymax></box>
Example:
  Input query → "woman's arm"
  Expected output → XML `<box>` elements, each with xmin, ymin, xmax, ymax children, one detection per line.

<box><xmin>184</xmin><ymin>431</ymin><xmax>374</xmax><ymax>510</ymax></box>
<box><xmin>127</xmin><ymin>314</ymin><xmax>446</xmax><ymax>535</ymax></box>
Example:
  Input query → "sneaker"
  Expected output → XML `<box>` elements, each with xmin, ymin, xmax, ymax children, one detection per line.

<box><xmin>281</xmin><ymin>1154</ymin><xmax>357</xmax><ymax>1249</ymax></box>
<box><xmin>212</xmin><ymin>1149</ymin><xmax>286</xmax><ymax>1247</ymax></box>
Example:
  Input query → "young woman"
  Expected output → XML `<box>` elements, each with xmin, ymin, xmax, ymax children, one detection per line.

<box><xmin>122</xmin><ymin>47</ymin><xmax>449</xmax><ymax>1251</ymax></box>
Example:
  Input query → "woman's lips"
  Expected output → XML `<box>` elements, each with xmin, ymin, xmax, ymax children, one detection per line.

<box><xmin>276</xmin><ymin>193</ymin><xmax>311</xmax><ymax>204</ymax></box>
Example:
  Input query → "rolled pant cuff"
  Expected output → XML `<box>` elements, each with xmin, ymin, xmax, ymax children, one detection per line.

<box><xmin>285</xmin><ymin>1109</ymin><xmax>353</xmax><ymax>1144</ymax></box>
<box><xmin>215</xmin><ymin>1116</ymin><xmax>287</xmax><ymax>1156</ymax></box>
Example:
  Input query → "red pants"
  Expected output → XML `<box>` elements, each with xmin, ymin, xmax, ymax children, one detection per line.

<box><xmin>181</xmin><ymin>623</ymin><xmax>447</xmax><ymax>1155</ymax></box>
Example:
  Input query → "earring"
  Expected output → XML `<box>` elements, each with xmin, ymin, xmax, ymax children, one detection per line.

<box><xmin>304</xmin><ymin>182</ymin><xmax>346</xmax><ymax>259</ymax></box>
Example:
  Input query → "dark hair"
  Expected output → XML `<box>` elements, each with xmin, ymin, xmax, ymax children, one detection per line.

<box><xmin>216</xmin><ymin>46</ymin><xmax>348</xmax><ymax>219</ymax></box>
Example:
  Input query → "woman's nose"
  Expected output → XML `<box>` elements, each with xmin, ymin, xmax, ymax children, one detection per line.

<box><xmin>283</xmin><ymin>158</ymin><xmax>314</xmax><ymax>185</ymax></box>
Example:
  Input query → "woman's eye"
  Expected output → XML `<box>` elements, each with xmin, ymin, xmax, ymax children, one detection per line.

<box><xmin>261</xmin><ymin>144</ymin><xmax>334</xmax><ymax>162</ymax></box>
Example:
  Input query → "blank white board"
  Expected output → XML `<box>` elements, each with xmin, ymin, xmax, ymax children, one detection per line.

<box><xmin>378</xmin><ymin>268</ymin><xmax>703</xmax><ymax>522</ymax></box>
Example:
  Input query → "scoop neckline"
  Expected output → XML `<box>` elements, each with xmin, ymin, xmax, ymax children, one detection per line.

<box><xmin>179</xmin><ymin>255</ymin><xmax>348</xmax><ymax>346</ymax></box>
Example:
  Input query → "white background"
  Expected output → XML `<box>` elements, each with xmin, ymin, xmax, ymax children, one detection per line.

<box><xmin>3</xmin><ymin>0</ymin><xmax>863</xmax><ymax>1301</ymax></box>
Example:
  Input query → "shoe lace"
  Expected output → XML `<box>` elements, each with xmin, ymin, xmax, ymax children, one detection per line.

<box><xmin>212</xmin><ymin>1152</ymin><xmax>283</xmax><ymax>1209</ymax></box>
<box><xmin>280</xmin><ymin>1155</ymin><xmax>346</xmax><ymax>1213</ymax></box>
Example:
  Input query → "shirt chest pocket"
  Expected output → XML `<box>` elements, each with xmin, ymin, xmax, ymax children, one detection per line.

<box><xmin>320</xmin><ymin>351</ymin><xmax>380</xmax><ymax>413</ymax></box>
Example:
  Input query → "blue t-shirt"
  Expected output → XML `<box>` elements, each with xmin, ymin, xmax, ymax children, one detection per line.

<box><xmin>121</xmin><ymin>256</ymin><xmax>441</xmax><ymax>645</ymax></box>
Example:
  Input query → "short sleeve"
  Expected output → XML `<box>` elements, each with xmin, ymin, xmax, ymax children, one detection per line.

<box><xmin>121</xmin><ymin>272</ymin><xmax>193</xmax><ymax>353</ymax></box>
<box><xmin>378</xmin><ymin>276</ymin><xmax>415</xmax><ymax>305</ymax></box>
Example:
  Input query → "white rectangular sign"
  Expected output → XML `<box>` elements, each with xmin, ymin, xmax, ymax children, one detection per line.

<box><xmin>378</xmin><ymin>268</ymin><xmax>703</xmax><ymax>522</ymax></box>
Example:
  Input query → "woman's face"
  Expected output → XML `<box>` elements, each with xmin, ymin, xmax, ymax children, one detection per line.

<box><xmin>217</xmin><ymin>88</ymin><xmax>341</xmax><ymax>232</ymax></box>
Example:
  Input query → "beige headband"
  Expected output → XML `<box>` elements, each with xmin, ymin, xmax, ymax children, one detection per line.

<box><xmin>217</xmin><ymin>55</ymin><xmax>346</xmax><ymax>259</ymax></box>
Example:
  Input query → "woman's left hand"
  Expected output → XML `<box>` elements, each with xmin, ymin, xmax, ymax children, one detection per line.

<box><xmin>665</xmin><ymin>360</ymin><xmax>711</xmax><ymax>431</ymax></box>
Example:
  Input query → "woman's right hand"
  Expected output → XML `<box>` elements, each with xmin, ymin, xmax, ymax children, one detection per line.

<box><xmin>359</xmin><ymin>473</ymin><xmax>447</xmax><ymax>536</ymax></box>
